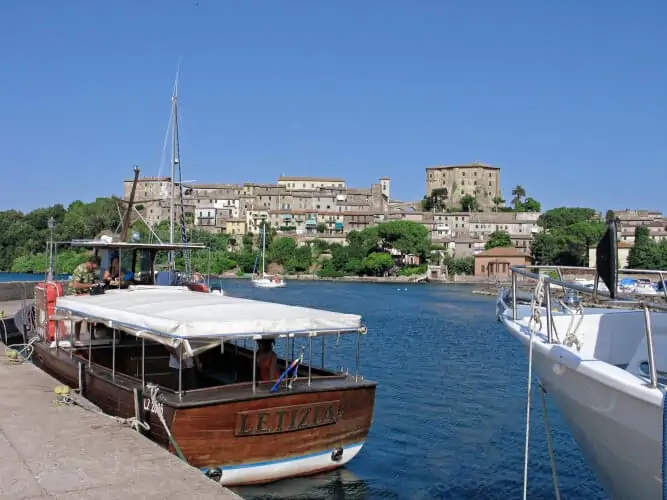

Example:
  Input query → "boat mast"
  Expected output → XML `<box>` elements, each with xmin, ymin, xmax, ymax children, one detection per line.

<box><xmin>169</xmin><ymin>79</ymin><xmax>179</xmax><ymax>270</ymax></box>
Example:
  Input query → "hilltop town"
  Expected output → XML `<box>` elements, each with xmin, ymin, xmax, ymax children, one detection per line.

<box><xmin>122</xmin><ymin>162</ymin><xmax>667</xmax><ymax>276</ymax></box>
<box><xmin>124</xmin><ymin>162</ymin><xmax>541</xmax><ymax>256</ymax></box>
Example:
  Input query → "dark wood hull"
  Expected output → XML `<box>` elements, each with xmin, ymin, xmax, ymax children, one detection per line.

<box><xmin>31</xmin><ymin>342</ymin><xmax>376</xmax><ymax>486</ymax></box>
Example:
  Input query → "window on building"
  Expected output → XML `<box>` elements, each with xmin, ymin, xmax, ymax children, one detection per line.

<box><xmin>481</xmin><ymin>265</ymin><xmax>485</xmax><ymax>273</ymax></box>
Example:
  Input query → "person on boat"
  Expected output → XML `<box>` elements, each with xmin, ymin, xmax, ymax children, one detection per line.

<box><xmin>68</xmin><ymin>255</ymin><xmax>101</xmax><ymax>341</ymax></box>
<box><xmin>256</xmin><ymin>338</ymin><xmax>279</xmax><ymax>381</ymax></box>
<box><xmin>103</xmin><ymin>256</ymin><xmax>120</xmax><ymax>287</ymax></box>
<box><xmin>68</xmin><ymin>255</ymin><xmax>101</xmax><ymax>295</ymax></box>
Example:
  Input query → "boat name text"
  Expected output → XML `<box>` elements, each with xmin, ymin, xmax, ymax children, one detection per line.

<box><xmin>235</xmin><ymin>400</ymin><xmax>340</xmax><ymax>436</ymax></box>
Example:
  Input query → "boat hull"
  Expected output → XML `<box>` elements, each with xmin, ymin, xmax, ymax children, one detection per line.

<box><xmin>497</xmin><ymin>297</ymin><xmax>661</xmax><ymax>500</ymax></box>
<box><xmin>172</xmin><ymin>386</ymin><xmax>374</xmax><ymax>485</ymax></box>
<box><xmin>252</xmin><ymin>279</ymin><xmax>286</xmax><ymax>289</ymax></box>
<box><xmin>525</xmin><ymin>346</ymin><xmax>660</xmax><ymax>499</ymax></box>
<box><xmin>31</xmin><ymin>343</ymin><xmax>374</xmax><ymax>486</ymax></box>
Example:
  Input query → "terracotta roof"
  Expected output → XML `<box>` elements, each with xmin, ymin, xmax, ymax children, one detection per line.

<box><xmin>475</xmin><ymin>247</ymin><xmax>530</xmax><ymax>258</ymax></box>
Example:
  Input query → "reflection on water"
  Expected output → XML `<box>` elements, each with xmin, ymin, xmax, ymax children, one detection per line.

<box><xmin>178</xmin><ymin>280</ymin><xmax>609</xmax><ymax>499</ymax></box>
<box><xmin>234</xmin><ymin>469</ymin><xmax>368</xmax><ymax>500</ymax></box>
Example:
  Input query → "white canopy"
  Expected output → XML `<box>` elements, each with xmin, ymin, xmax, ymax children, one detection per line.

<box><xmin>55</xmin><ymin>287</ymin><xmax>363</xmax><ymax>339</ymax></box>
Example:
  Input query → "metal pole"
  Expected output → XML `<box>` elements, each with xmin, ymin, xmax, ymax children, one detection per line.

<box><xmin>308</xmin><ymin>335</ymin><xmax>313</xmax><ymax>386</ymax></box>
<box><xmin>178</xmin><ymin>343</ymin><xmax>183</xmax><ymax>400</ymax></box>
<box><xmin>512</xmin><ymin>270</ymin><xmax>518</xmax><ymax>320</ymax></box>
<box><xmin>141</xmin><ymin>337</ymin><xmax>145</xmax><ymax>389</ymax></box>
<box><xmin>355</xmin><ymin>331</ymin><xmax>360</xmax><ymax>382</ymax></box>
<box><xmin>118</xmin><ymin>248</ymin><xmax>122</xmax><ymax>290</ymax></box>
<box><xmin>285</xmin><ymin>337</ymin><xmax>289</xmax><ymax>367</ymax></box>
<box><xmin>643</xmin><ymin>305</ymin><xmax>658</xmax><ymax>389</ymax></box>
<box><xmin>660</xmin><ymin>272</ymin><xmax>667</xmax><ymax>302</ymax></box>
<box><xmin>112</xmin><ymin>329</ymin><xmax>116</xmax><ymax>380</ymax></box>
<box><xmin>545</xmin><ymin>283</ymin><xmax>553</xmax><ymax>343</ymax></box>
<box><xmin>321</xmin><ymin>336</ymin><xmax>325</xmax><ymax>369</ymax></box>
<box><xmin>89</xmin><ymin>322</ymin><xmax>93</xmax><ymax>372</ymax></box>
<box><xmin>207</xmin><ymin>249</ymin><xmax>211</xmax><ymax>288</ymax></box>
<box><xmin>252</xmin><ymin>344</ymin><xmax>257</xmax><ymax>393</ymax></box>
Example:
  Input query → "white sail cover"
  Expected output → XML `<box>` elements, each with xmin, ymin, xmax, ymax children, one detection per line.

<box><xmin>55</xmin><ymin>287</ymin><xmax>362</xmax><ymax>338</ymax></box>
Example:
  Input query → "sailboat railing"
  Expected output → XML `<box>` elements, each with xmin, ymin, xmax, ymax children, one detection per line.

<box><xmin>508</xmin><ymin>264</ymin><xmax>667</xmax><ymax>389</ymax></box>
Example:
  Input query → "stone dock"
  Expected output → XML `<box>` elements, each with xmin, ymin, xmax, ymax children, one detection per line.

<box><xmin>0</xmin><ymin>301</ymin><xmax>242</xmax><ymax>499</ymax></box>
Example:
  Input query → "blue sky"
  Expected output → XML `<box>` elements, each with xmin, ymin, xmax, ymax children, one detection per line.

<box><xmin>2</xmin><ymin>0</ymin><xmax>666</xmax><ymax>214</ymax></box>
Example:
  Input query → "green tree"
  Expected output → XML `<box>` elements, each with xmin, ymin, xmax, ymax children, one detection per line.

<box><xmin>375</xmin><ymin>220</ymin><xmax>430</xmax><ymax>260</ymax></box>
<box><xmin>627</xmin><ymin>226</ymin><xmax>660</xmax><ymax>269</ymax></box>
<box><xmin>421</xmin><ymin>187</ymin><xmax>448</xmax><ymax>212</ymax></box>
<box><xmin>485</xmin><ymin>230</ymin><xmax>513</xmax><ymax>250</ymax></box>
<box><xmin>444</xmin><ymin>255</ymin><xmax>474</xmax><ymax>275</ymax></box>
<box><xmin>460</xmin><ymin>194</ymin><xmax>479</xmax><ymax>212</ymax></box>
<box><xmin>531</xmin><ymin>207</ymin><xmax>604</xmax><ymax>266</ymax></box>
<box><xmin>511</xmin><ymin>185</ymin><xmax>526</xmax><ymax>209</ymax></box>
<box><xmin>316</xmin><ymin>223</ymin><xmax>327</xmax><ymax>234</ymax></box>
<box><xmin>520</xmin><ymin>197</ymin><xmax>541</xmax><ymax>212</ymax></box>
<box><xmin>492</xmin><ymin>196</ymin><xmax>505</xmax><ymax>212</ymax></box>
<box><xmin>361</xmin><ymin>252</ymin><xmax>394</xmax><ymax>276</ymax></box>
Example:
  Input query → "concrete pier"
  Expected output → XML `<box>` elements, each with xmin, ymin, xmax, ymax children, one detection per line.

<box><xmin>0</xmin><ymin>318</ymin><xmax>242</xmax><ymax>498</ymax></box>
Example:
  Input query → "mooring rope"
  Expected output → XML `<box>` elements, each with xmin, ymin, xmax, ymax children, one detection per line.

<box><xmin>146</xmin><ymin>383</ymin><xmax>187</xmax><ymax>462</ymax></box>
<box><xmin>523</xmin><ymin>274</ymin><xmax>544</xmax><ymax>500</ymax></box>
<box><xmin>52</xmin><ymin>384</ymin><xmax>150</xmax><ymax>432</ymax></box>
<box><xmin>5</xmin><ymin>336</ymin><xmax>40</xmax><ymax>364</ymax></box>
<box><xmin>539</xmin><ymin>384</ymin><xmax>561</xmax><ymax>500</ymax></box>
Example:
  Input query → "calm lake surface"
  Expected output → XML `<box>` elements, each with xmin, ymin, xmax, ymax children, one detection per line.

<box><xmin>1</xmin><ymin>273</ymin><xmax>607</xmax><ymax>499</ymax></box>
<box><xmin>219</xmin><ymin>280</ymin><xmax>606</xmax><ymax>500</ymax></box>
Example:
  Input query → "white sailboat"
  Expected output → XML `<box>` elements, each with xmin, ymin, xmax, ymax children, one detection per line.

<box><xmin>496</xmin><ymin>219</ymin><xmax>667</xmax><ymax>500</ymax></box>
<box><xmin>251</xmin><ymin>223</ymin><xmax>286</xmax><ymax>289</ymax></box>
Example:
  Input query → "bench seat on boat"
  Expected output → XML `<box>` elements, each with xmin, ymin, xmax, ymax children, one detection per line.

<box><xmin>626</xmin><ymin>331</ymin><xmax>667</xmax><ymax>379</ymax></box>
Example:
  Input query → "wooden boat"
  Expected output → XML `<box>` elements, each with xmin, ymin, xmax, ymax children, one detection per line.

<box><xmin>29</xmin><ymin>239</ymin><xmax>376</xmax><ymax>486</ymax></box>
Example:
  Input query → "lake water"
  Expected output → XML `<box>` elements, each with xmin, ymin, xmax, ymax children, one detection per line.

<box><xmin>2</xmin><ymin>273</ymin><xmax>607</xmax><ymax>499</ymax></box>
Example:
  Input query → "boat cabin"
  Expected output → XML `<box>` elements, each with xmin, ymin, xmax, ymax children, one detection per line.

<box><xmin>63</xmin><ymin>239</ymin><xmax>209</xmax><ymax>289</ymax></box>
<box><xmin>34</xmin><ymin>239</ymin><xmax>369</xmax><ymax>401</ymax></box>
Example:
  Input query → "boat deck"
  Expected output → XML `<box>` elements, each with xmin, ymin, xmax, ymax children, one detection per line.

<box><xmin>0</xmin><ymin>331</ymin><xmax>242</xmax><ymax>498</ymax></box>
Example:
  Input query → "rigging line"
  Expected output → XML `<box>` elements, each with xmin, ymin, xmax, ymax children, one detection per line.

<box><xmin>157</xmin><ymin>107</ymin><xmax>173</xmax><ymax>179</ymax></box>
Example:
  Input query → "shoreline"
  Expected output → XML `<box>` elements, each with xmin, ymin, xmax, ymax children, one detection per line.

<box><xmin>218</xmin><ymin>273</ymin><xmax>507</xmax><ymax>286</ymax></box>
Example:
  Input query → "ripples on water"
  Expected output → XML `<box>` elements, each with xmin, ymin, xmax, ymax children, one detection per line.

<box><xmin>222</xmin><ymin>280</ymin><xmax>607</xmax><ymax>500</ymax></box>
<box><xmin>2</xmin><ymin>274</ymin><xmax>606</xmax><ymax>499</ymax></box>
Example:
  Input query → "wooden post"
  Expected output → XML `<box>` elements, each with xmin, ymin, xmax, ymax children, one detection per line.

<box><xmin>133</xmin><ymin>387</ymin><xmax>146</xmax><ymax>434</ymax></box>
